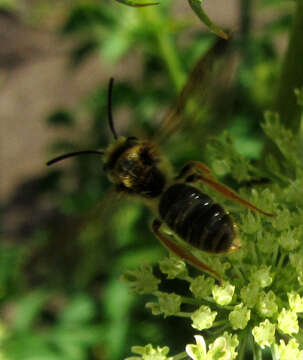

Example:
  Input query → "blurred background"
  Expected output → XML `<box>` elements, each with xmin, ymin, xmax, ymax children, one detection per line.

<box><xmin>0</xmin><ymin>0</ymin><xmax>294</xmax><ymax>359</ymax></box>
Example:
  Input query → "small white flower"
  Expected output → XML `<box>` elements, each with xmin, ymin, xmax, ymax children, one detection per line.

<box><xmin>186</xmin><ymin>335</ymin><xmax>207</xmax><ymax>360</ymax></box>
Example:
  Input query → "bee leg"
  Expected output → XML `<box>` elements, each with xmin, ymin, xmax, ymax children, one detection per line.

<box><xmin>176</xmin><ymin>161</ymin><xmax>214</xmax><ymax>180</ymax></box>
<box><xmin>182</xmin><ymin>161</ymin><xmax>274</xmax><ymax>217</ymax></box>
<box><xmin>152</xmin><ymin>219</ymin><xmax>223</xmax><ymax>284</ymax></box>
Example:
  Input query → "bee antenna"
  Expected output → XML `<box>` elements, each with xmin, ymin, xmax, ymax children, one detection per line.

<box><xmin>46</xmin><ymin>150</ymin><xmax>104</xmax><ymax>166</ymax></box>
<box><xmin>108</xmin><ymin>77</ymin><xmax>118</xmax><ymax>140</ymax></box>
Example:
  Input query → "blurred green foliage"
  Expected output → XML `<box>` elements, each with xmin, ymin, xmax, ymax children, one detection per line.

<box><xmin>0</xmin><ymin>0</ymin><xmax>298</xmax><ymax>359</ymax></box>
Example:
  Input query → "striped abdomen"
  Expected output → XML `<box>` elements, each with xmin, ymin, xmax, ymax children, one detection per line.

<box><xmin>158</xmin><ymin>183</ymin><xmax>236</xmax><ymax>254</ymax></box>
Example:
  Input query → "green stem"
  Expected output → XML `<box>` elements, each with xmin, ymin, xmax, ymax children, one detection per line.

<box><xmin>238</xmin><ymin>335</ymin><xmax>248</xmax><ymax>360</ymax></box>
<box><xmin>202</xmin><ymin>296</ymin><xmax>233</xmax><ymax>310</ymax></box>
<box><xmin>212</xmin><ymin>320</ymin><xmax>228</xmax><ymax>327</ymax></box>
<box><xmin>297</xmin><ymin>287</ymin><xmax>303</xmax><ymax>295</ymax></box>
<box><xmin>139</xmin><ymin>7</ymin><xmax>185</xmax><ymax>91</ymax></box>
<box><xmin>270</xmin><ymin>343</ymin><xmax>279</xmax><ymax>360</ymax></box>
<box><xmin>277</xmin><ymin>252</ymin><xmax>287</xmax><ymax>269</ymax></box>
<box><xmin>172</xmin><ymin>351</ymin><xmax>187</xmax><ymax>360</ymax></box>
<box><xmin>274</xmin><ymin>0</ymin><xmax>303</xmax><ymax>131</ymax></box>
<box><xmin>239</xmin><ymin>0</ymin><xmax>253</xmax><ymax>67</ymax></box>
<box><xmin>156</xmin><ymin>29</ymin><xmax>185</xmax><ymax>91</ymax></box>
<box><xmin>253</xmin><ymin>344</ymin><xmax>262</xmax><ymax>360</ymax></box>
<box><xmin>250</xmin><ymin>333</ymin><xmax>262</xmax><ymax>360</ymax></box>
<box><xmin>294</xmin><ymin>329</ymin><xmax>303</xmax><ymax>344</ymax></box>
<box><xmin>183</xmin><ymin>275</ymin><xmax>194</xmax><ymax>282</ymax></box>
<box><xmin>240</xmin><ymin>0</ymin><xmax>252</xmax><ymax>39</ymax></box>
<box><xmin>176</xmin><ymin>311</ymin><xmax>192</xmax><ymax>317</ymax></box>
<box><xmin>181</xmin><ymin>295</ymin><xmax>234</xmax><ymax>310</ymax></box>
<box><xmin>204</xmin><ymin>296</ymin><xmax>216</xmax><ymax>304</ymax></box>
<box><xmin>251</xmin><ymin>241</ymin><xmax>259</xmax><ymax>266</ymax></box>
<box><xmin>272</xmin><ymin>243</ymin><xmax>280</xmax><ymax>267</ymax></box>
<box><xmin>187</xmin><ymin>0</ymin><xmax>228</xmax><ymax>39</ymax></box>
<box><xmin>232</xmin><ymin>264</ymin><xmax>246</xmax><ymax>283</ymax></box>
<box><xmin>210</xmin><ymin>323</ymin><xmax>230</xmax><ymax>337</ymax></box>
<box><xmin>181</xmin><ymin>296</ymin><xmax>203</xmax><ymax>305</ymax></box>
<box><xmin>262</xmin><ymin>1</ymin><xmax>303</xmax><ymax>159</ymax></box>
<box><xmin>211</xmin><ymin>325</ymin><xmax>230</xmax><ymax>341</ymax></box>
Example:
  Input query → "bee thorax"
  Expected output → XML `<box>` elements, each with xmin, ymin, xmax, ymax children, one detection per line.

<box><xmin>119</xmin><ymin>162</ymin><xmax>166</xmax><ymax>198</ymax></box>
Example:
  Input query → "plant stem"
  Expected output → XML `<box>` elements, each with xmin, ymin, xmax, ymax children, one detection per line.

<box><xmin>212</xmin><ymin>319</ymin><xmax>228</xmax><ymax>327</ymax></box>
<box><xmin>176</xmin><ymin>311</ymin><xmax>192</xmax><ymax>317</ymax></box>
<box><xmin>240</xmin><ymin>0</ymin><xmax>252</xmax><ymax>39</ymax></box>
<box><xmin>139</xmin><ymin>6</ymin><xmax>186</xmax><ymax>91</ymax></box>
<box><xmin>181</xmin><ymin>296</ymin><xmax>202</xmax><ymax>305</ymax></box>
<box><xmin>211</xmin><ymin>323</ymin><xmax>229</xmax><ymax>335</ymax></box>
<box><xmin>253</xmin><ymin>344</ymin><xmax>262</xmax><ymax>360</ymax></box>
<box><xmin>294</xmin><ymin>329</ymin><xmax>303</xmax><ymax>344</ymax></box>
<box><xmin>232</xmin><ymin>263</ymin><xmax>246</xmax><ymax>282</ymax></box>
<box><xmin>239</xmin><ymin>0</ymin><xmax>253</xmax><ymax>66</ymax></box>
<box><xmin>274</xmin><ymin>0</ymin><xmax>303</xmax><ymax>131</ymax></box>
<box><xmin>250</xmin><ymin>333</ymin><xmax>262</xmax><ymax>360</ymax></box>
<box><xmin>172</xmin><ymin>351</ymin><xmax>187</xmax><ymax>360</ymax></box>
<box><xmin>238</xmin><ymin>334</ymin><xmax>248</xmax><ymax>360</ymax></box>
<box><xmin>272</xmin><ymin>243</ymin><xmax>280</xmax><ymax>267</ymax></box>
<box><xmin>277</xmin><ymin>252</ymin><xmax>286</xmax><ymax>269</ymax></box>
<box><xmin>270</xmin><ymin>343</ymin><xmax>279</xmax><ymax>360</ymax></box>
<box><xmin>251</xmin><ymin>241</ymin><xmax>259</xmax><ymax>266</ymax></box>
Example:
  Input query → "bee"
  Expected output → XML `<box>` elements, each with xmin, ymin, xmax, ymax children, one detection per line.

<box><xmin>47</xmin><ymin>40</ymin><xmax>274</xmax><ymax>283</ymax></box>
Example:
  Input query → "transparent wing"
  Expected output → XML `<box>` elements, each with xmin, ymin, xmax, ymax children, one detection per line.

<box><xmin>153</xmin><ymin>37</ymin><xmax>239</xmax><ymax>145</ymax></box>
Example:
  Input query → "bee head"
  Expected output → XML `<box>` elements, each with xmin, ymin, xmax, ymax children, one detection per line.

<box><xmin>46</xmin><ymin>77</ymin><xmax>166</xmax><ymax>197</ymax></box>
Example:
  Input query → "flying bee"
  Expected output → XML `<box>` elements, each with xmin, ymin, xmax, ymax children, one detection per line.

<box><xmin>47</xmin><ymin>39</ymin><xmax>274</xmax><ymax>283</ymax></box>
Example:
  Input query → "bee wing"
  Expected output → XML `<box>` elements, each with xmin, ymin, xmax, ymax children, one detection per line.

<box><xmin>90</xmin><ymin>186</ymin><xmax>132</xmax><ymax>233</ymax></box>
<box><xmin>67</xmin><ymin>186</ymin><xmax>121</xmax><ymax>236</ymax></box>
<box><xmin>153</xmin><ymin>37</ymin><xmax>238</xmax><ymax>144</ymax></box>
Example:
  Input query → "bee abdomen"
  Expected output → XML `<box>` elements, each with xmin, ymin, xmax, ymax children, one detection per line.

<box><xmin>159</xmin><ymin>183</ymin><xmax>235</xmax><ymax>253</ymax></box>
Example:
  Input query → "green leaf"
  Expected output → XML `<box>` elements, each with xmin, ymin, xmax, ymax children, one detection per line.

<box><xmin>59</xmin><ymin>294</ymin><xmax>96</xmax><ymax>325</ymax></box>
<box><xmin>12</xmin><ymin>291</ymin><xmax>49</xmax><ymax>332</ymax></box>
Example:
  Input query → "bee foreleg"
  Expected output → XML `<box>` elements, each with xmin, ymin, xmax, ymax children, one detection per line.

<box><xmin>152</xmin><ymin>219</ymin><xmax>223</xmax><ymax>284</ymax></box>
<box><xmin>182</xmin><ymin>161</ymin><xmax>274</xmax><ymax>217</ymax></box>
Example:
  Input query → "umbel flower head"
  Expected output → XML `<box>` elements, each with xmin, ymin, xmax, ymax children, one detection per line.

<box><xmin>123</xmin><ymin>96</ymin><xmax>303</xmax><ymax>360</ymax></box>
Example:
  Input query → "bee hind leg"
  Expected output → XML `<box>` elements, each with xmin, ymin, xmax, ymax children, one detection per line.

<box><xmin>179</xmin><ymin>161</ymin><xmax>274</xmax><ymax>217</ymax></box>
<box><xmin>152</xmin><ymin>219</ymin><xmax>223</xmax><ymax>285</ymax></box>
